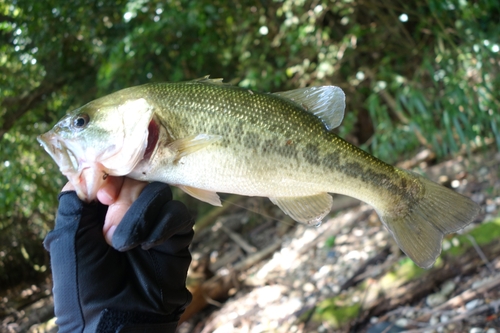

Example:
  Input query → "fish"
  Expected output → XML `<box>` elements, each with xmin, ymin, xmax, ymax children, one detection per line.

<box><xmin>38</xmin><ymin>76</ymin><xmax>480</xmax><ymax>268</ymax></box>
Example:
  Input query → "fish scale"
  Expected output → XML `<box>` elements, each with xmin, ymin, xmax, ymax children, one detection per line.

<box><xmin>38</xmin><ymin>76</ymin><xmax>480</xmax><ymax>268</ymax></box>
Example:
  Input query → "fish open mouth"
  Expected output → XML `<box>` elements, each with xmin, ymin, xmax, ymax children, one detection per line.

<box><xmin>37</xmin><ymin>132</ymin><xmax>59</xmax><ymax>160</ymax></box>
<box><xmin>37</xmin><ymin>132</ymin><xmax>79</xmax><ymax>174</ymax></box>
<box><xmin>38</xmin><ymin>132</ymin><xmax>106</xmax><ymax>201</ymax></box>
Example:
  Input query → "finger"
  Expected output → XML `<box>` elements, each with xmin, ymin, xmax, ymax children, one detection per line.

<box><xmin>61</xmin><ymin>182</ymin><xmax>76</xmax><ymax>192</ymax></box>
<box><xmin>103</xmin><ymin>178</ymin><xmax>148</xmax><ymax>245</ymax></box>
<box><xmin>97</xmin><ymin>176</ymin><xmax>125</xmax><ymax>206</ymax></box>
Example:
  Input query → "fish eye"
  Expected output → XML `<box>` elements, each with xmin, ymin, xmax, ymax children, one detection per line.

<box><xmin>73</xmin><ymin>114</ymin><xmax>89</xmax><ymax>129</ymax></box>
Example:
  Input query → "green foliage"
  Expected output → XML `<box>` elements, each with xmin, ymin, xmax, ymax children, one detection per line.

<box><xmin>466</xmin><ymin>218</ymin><xmax>500</xmax><ymax>245</ymax></box>
<box><xmin>0</xmin><ymin>0</ymin><xmax>499</xmax><ymax>287</ymax></box>
<box><xmin>357</xmin><ymin>1</ymin><xmax>500</xmax><ymax>161</ymax></box>
<box><xmin>379</xmin><ymin>257</ymin><xmax>427</xmax><ymax>289</ymax></box>
<box><xmin>324</xmin><ymin>235</ymin><xmax>336</xmax><ymax>248</ymax></box>
<box><xmin>313</xmin><ymin>295</ymin><xmax>361</xmax><ymax>328</ymax></box>
<box><xmin>444</xmin><ymin>218</ymin><xmax>500</xmax><ymax>256</ymax></box>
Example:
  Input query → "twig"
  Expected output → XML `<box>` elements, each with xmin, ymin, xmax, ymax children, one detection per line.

<box><xmin>236</xmin><ymin>242</ymin><xmax>282</xmax><ymax>272</ymax></box>
<box><xmin>434</xmin><ymin>273</ymin><xmax>500</xmax><ymax>312</ymax></box>
<box><xmin>193</xmin><ymin>194</ymin><xmax>242</xmax><ymax>236</ymax></box>
<box><xmin>466</xmin><ymin>234</ymin><xmax>496</xmax><ymax>274</ymax></box>
<box><xmin>203</xmin><ymin>295</ymin><xmax>224</xmax><ymax>308</ymax></box>
<box><xmin>402</xmin><ymin>300</ymin><xmax>500</xmax><ymax>333</ymax></box>
<box><xmin>297</xmin><ymin>208</ymin><xmax>369</xmax><ymax>256</ymax></box>
<box><xmin>339</xmin><ymin>245</ymin><xmax>391</xmax><ymax>290</ymax></box>
<box><xmin>218</xmin><ymin>221</ymin><xmax>257</xmax><ymax>254</ymax></box>
<box><xmin>414</xmin><ymin>272</ymin><xmax>500</xmax><ymax>323</ymax></box>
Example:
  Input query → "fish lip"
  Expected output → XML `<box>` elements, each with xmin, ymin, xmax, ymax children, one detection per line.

<box><xmin>37</xmin><ymin>132</ymin><xmax>62</xmax><ymax>163</ymax></box>
<box><xmin>38</xmin><ymin>131</ymin><xmax>97</xmax><ymax>201</ymax></box>
<box><xmin>37</xmin><ymin>130</ymin><xmax>82</xmax><ymax>182</ymax></box>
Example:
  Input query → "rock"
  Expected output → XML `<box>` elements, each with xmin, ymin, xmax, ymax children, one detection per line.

<box><xmin>426</xmin><ymin>293</ymin><xmax>447</xmax><ymax>307</ymax></box>
<box><xmin>471</xmin><ymin>192</ymin><xmax>485</xmax><ymax>204</ymax></box>
<box><xmin>426</xmin><ymin>280</ymin><xmax>456</xmax><ymax>307</ymax></box>
<box><xmin>429</xmin><ymin>315</ymin><xmax>439</xmax><ymax>326</ymax></box>
<box><xmin>485</xmin><ymin>203</ymin><xmax>496</xmax><ymax>213</ymax></box>
<box><xmin>302</xmin><ymin>282</ymin><xmax>315</xmax><ymax>293</ymax></box>
<box><xmin>367</xmin><ymin>322</ymin><xmax>405</xmax><ymax>333</ymax></box>
<box><xmin>465</xmin><ymin>299</ymin><xmax>482</xmax><ymax>310</ymax></box>
<box><xmin>440</xmin><ymin>280</ymin><xmax>456</xmax><ymax>296</ymax></box>
<box><xmin>394</xmin><ymin>318</ymin><xmax>409</xmax><ymax>328</ymax></box>
<box><xmin>472</xmin><ymin>276</ymin><xmax>494</xmax><ymax>289</ymax></box>
<box><xmin>469</xmin><ymin>328</ymin><xmax>483</xmax><ymax>333</ymax></box>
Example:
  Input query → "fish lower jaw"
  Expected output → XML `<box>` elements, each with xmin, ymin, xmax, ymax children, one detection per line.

<box><xmin>62</xmin><ymin>164</ymin><xmax>109</xmax><ymax>202</ymax></box>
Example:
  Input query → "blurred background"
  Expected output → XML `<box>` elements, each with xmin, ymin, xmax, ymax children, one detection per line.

<box><xmin>0</xmin><ymin>0</ymin><xmax>499</xmax><ymax>331</ymax></box>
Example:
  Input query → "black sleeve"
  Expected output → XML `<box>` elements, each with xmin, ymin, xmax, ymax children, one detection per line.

<box><xmin>44</xmin><ymin>183</ymin><xmax>194</xmax><ymax>333</ymax></box>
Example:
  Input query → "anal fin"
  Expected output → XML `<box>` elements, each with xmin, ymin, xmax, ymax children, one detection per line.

<box><xmin>270</xmin><ymin>193</ymin><xmax>333</xmax><ymax>225</ymax></box>
<box><xmin>178</xmin><ymin>185</ymin><xmax>222</xmax><ymax>206</ymax></box>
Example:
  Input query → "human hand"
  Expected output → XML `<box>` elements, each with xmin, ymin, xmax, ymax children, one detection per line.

<box><xmin>62</xmin><ymin>176</ymin><xmax>147</xmax><ymax>245</ymax></box>
<box><xmin>47</xmin><ymin>179</ymin><xmax>194</xmax><ymax>332</ymax></box>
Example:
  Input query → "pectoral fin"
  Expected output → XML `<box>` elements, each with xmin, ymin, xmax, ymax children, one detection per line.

<box><xmin>178</xmin><ymin>185</ymin><xmax>222</xmax><ymax>206</ymax></box>
<box><xmin>270</xmin><ymin>193</ymin><xmax>333</xmax><ymax>225</ymax></box>
<box><xmin>169</xmin><ymin>134</ymin><xmax>222</xmax><ymax>161</ymax></box>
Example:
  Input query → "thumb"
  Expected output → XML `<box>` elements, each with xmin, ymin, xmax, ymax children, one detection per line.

<box><xmin>101</xmin><ymin>178</ymin><xmax>147</xmax><ymax>245</ymax></box>
<box><xmin>103</xmin><ymin>203</ymin><xmax>129</xmax><ymax>244</ymax></box>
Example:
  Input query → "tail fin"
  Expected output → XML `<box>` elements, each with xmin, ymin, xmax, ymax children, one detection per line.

<box><xmin>379</xmin><ymin>170</ymin><xmax>480</xmax><ymax>268</ymax></box>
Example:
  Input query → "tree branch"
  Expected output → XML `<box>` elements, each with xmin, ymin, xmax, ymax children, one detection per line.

<box><xmin>0</xmin><ymin>77</ymin><xmax>67</xmax><ymax>140</ymax></box>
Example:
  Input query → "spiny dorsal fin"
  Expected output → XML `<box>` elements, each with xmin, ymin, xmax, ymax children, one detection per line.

<box><xmin>273</xmin><ymin>86</ymin><xmax>345</xmax><ymax>130</ymax></box>
<box><xmin>193</xmin><ymin>75</ymin><xmax>227</xmax><ymax>85</ymax></box>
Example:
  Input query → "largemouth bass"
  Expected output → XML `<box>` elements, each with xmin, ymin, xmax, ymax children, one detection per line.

<box><xmin>38</xmin><ymin>76</ymin><xmax>480</xmax><ymax>268</ymax></box>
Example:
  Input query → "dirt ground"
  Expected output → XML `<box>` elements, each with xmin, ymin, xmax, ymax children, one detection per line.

<box><xmin>2</xmin><ymin>148</ymin><xmax>500</xmax><ymax>333</ymax></box>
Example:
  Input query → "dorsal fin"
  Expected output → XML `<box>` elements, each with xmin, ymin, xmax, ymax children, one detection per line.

<box><xmin>193</xmin><ymin>75</ymin><xmax>227</xmax><ymax>85</ymax></box>
<box><xmin>273</xmin><ymin>86</ymin><xmax>345</xmax><ymax>130</ymax></box>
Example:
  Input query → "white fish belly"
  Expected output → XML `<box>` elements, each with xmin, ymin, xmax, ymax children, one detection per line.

<box><xmin>139</xmin><ymin>146</ymin><xmax>330</xmax><ymax>198</ymax></box>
